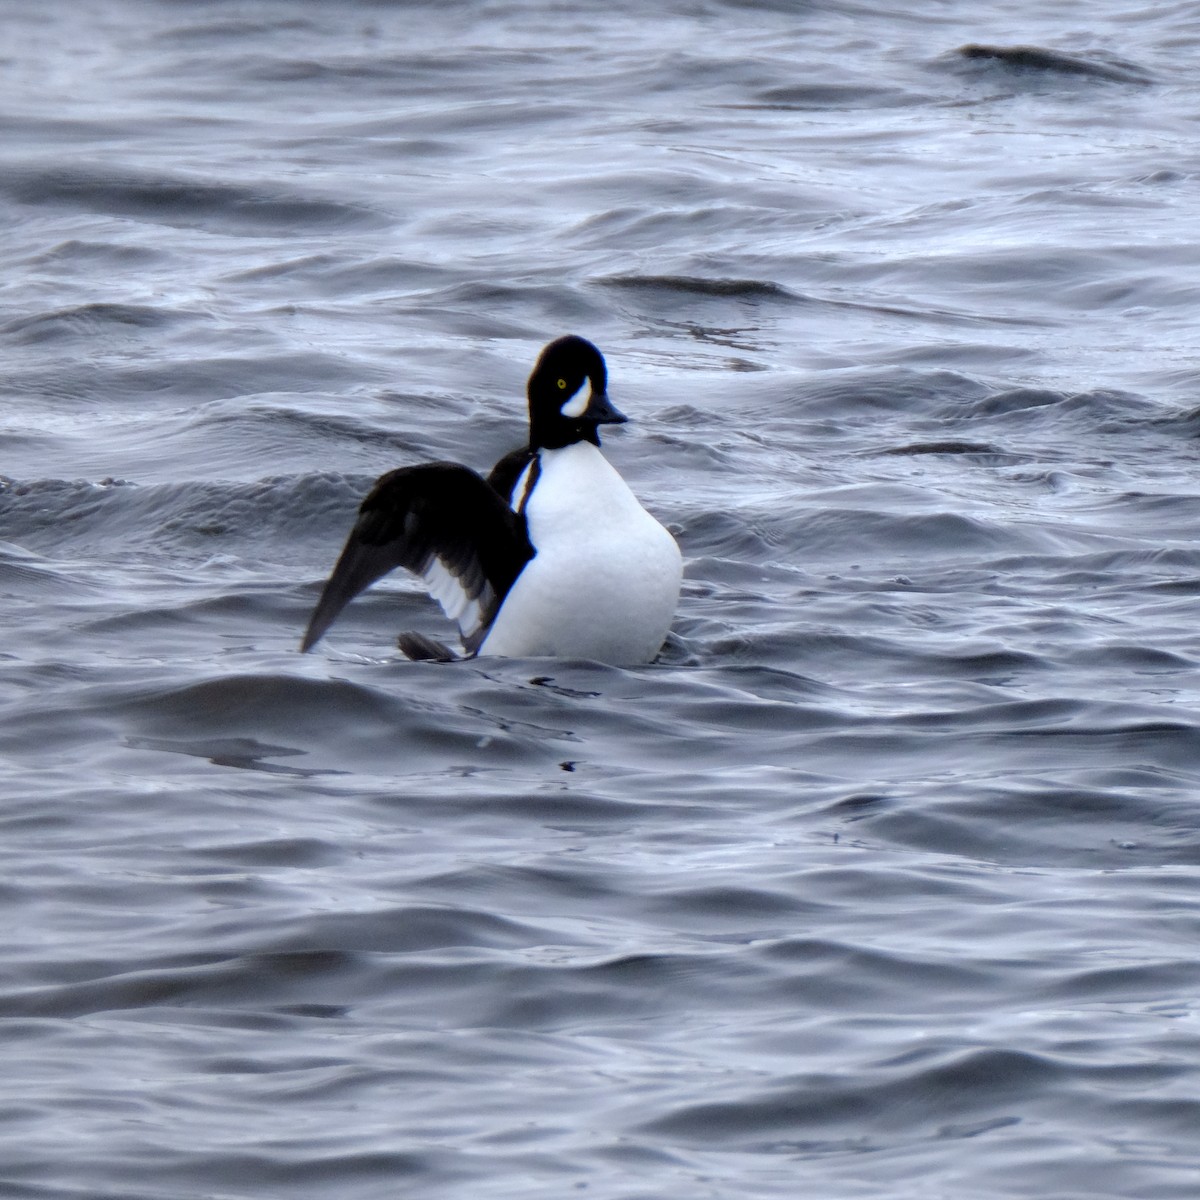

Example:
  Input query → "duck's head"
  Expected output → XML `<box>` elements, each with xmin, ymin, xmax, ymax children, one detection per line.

<box><xmin>527</xmin><ymin>335</ymin><xmax>626</xmax><ymax>450</ymax></box>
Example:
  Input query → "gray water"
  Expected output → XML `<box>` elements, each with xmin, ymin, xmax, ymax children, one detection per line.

<box><xmin>2</xmin><ymin>2</ymin><xmax>1200</xmax><ymax>1197</ymax></box>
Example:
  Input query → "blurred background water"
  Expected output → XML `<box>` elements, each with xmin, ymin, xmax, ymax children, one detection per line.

<box><xmin>2</xmin><ymin>1</ymin><xmax>1200</xmax><ymax>1197</ymax></box>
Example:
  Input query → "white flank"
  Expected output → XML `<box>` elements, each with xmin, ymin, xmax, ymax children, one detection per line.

<box><xmin>480</xmin><ymin>442</ymin><xmax>682</xmax><ymax>664</ymax></box>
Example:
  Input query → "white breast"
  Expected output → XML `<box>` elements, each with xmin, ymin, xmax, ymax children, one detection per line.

<box><xmin>479</xmin><ymin>443</ymin><xmax>681</xmax><ymax>664</ymax></box>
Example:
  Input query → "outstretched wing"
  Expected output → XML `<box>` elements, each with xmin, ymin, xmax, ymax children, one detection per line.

<box><xmin>300</xmin><ymin>462</ymin><xmax>534</xmax><ymax>654</ymax></box>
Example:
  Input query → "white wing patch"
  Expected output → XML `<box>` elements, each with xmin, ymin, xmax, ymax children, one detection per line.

<box><xmin>422</xmin><ymin>557</ymin><xmax>487</xmax><ymax>640</ymax></box>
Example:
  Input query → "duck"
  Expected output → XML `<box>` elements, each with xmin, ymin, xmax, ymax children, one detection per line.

<box><xmin>300</xmin><ymin>335</ymin><xmax>682</xmax><ymax>665</ymax></box>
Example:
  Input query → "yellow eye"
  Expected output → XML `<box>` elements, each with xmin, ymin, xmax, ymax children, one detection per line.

<box><xmin>557</xmin><ymin>378</ymin><xmax>567</xmax><ymax>390</ymax></box>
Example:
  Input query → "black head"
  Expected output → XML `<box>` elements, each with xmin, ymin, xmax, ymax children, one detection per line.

<box><xmin>526</xmin><ymin>334</ymin><xmax>626</xmax><ymax>450</ymax></box>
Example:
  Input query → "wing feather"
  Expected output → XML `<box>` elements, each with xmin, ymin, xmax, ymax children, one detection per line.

<box><xmin>300</xmin><ymin>462</ymin><xmax>534</xmax><ymax>653</ymax></box>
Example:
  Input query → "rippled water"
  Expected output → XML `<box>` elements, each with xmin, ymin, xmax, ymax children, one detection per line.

<box><xmin>3</xmin><ymin>1</ymin><xmax>1200</xmax><ymax>1197</ymax></box>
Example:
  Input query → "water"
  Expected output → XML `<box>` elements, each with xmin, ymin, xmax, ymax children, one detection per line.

<box><xmin>2</xmin><ymin>1</ymin><xmax>1200</xmax><ymax>1196</ymax></box>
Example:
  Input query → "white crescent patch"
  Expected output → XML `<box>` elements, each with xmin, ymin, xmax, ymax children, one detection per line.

<box><xmin>560</xmin><ymin>386</ymin><xmax>589</xmax><ymax>418</ymax></box>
